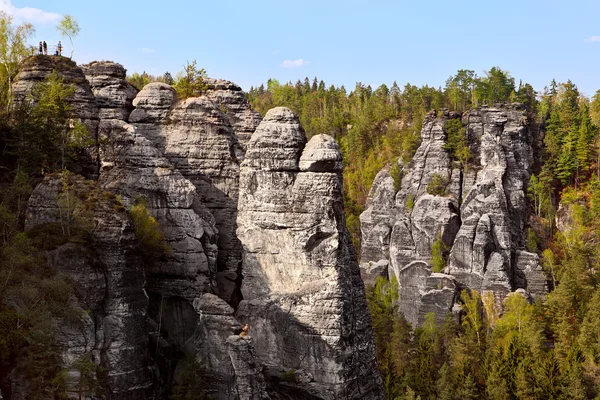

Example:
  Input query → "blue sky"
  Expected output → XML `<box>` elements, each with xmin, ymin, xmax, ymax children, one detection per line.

<box><xmin>3</xmin><ymin>0</ymin><xmax>600</xmax><ymax>96</ymax></box>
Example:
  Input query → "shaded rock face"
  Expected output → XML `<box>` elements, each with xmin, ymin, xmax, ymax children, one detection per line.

<box><xmin>82</xmin><ymin>61</ymin><xmax>138</xmax><ymax>120</ymax></box>
<box><xmin>24</xmin><ymin>174</ymin><xmax>153</xmax><ymax>399</ymax></box>
<box><xmin>359</xmin><ymin>166</ymin><xmax>396</xmax><ymax>265</ymax></box>
<box><xmin>97</xmin><ymin>117</ymin><xmax>220</xmax><ymax>363</ymax></box>
<box><xmin>98</xmin><ymin>119</ymin><xmax>218</xmax><ymax>302</ymax></box>
<box><xmin>12</xmin><ymin>55</ymin><xmax>100</xmax><ymax>179</ymax></box>
<box><xmin>130</xmin><ymin>83</ymin><xmax>250</xmax><ymax>305</ymax></box>
<box><xmin>360</xmin><ymin>105</ymin><xmax>548</xmax><ymax>327</ymax></box>
<box><xmin>237</xmin><ymin>108</ymin><xmax>385</xmax><ymax>399</ymax></box>
<box><xmin>396</xmin><ymin>262</ymin><xmax>456</xmax><ymax>326</ymax></box>
<box><xmin>227</xmin><ymin>335</ymin><xmax>270</xmax><ymax>400</ymax></box>
<box><xmin>184</xmin><ymin>294</ymin><xmax>242</xmax><ymax>398</ymax></box>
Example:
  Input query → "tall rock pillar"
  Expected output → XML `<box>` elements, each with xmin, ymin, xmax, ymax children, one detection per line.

<box><xmin>236</xmin><ymin>107</ymin><xmax>384</xmax><ymax>399</ymax></box>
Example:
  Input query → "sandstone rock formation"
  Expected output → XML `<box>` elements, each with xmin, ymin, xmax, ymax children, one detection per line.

<box><xmin>97</xmin><ymin>118</ymin><xmax>221</xmax><ymax>364</ymax></box>
<box><xmin>25</xmin><ymin>174</ymin><xmax>153</xmax><ymax>399</ymax></box>
<box><xmin>360</xmin><ymin>105</ymin><xmax>548</xmax><ymax>326</ymax></box>
<box><xmin>205</xmin><ymin>78</ymin><xmax>263</xmax><ymax>151</ymax></box>
<box><xmin>130</xmin><ymin>83</ymin><xmax>248</xmax><ymax>305</ymax></box>
<box><xmin>82</xmin><ymin>61</ymin><xmax>138</xmax><ymax>120</ymax></box>
<box><xmin>236</xmin><ymin>107</ymin><xmax>385</xmax><ymax>399</ymax></box>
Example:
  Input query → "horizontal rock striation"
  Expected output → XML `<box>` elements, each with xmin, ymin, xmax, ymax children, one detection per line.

<box><xmin>82</xmin><ymin>61</ymin><xmax>138</xmax><ymax>120</ymax></box>
<box><xmin>205</xmin><ymin>78</ymin><xmax>263</xmax><ymax>151</ymax></box>
<box><xmin>237</xmin><ymin>107</ymin><xmax>385</xmax><ymax>399</ymax></box>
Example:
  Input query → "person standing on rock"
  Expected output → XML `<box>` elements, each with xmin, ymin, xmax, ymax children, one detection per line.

<box><xmin>43</xmin><ymin>41</ymin><xmax>47</xmax><ymax>55</ymax></box>
<box><xmin>57</xmin><ymin>41</ymin><xmax>62</xmax><ymax>56</ymax></box>
<box><xmin>38</xmin><ymin>42</ymin><xmax>42</xmax><ymax>55</ymax></box>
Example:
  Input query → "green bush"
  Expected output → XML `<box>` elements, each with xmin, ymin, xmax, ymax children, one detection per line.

<box><xmin>406</xmin><ymin>193</ymin><xmax>415</xmax><ymax>210</ymax></box>
<box><xmin>129</xmin><ymin>200</ymin><xmax>170</xmax><ymax>263</ymax></box>
<box><xmin>431</xmin><ymin>234</ymin><xmax>448</xmax><ymax>273</ymax></box>
<box><xmin>526</xmin><ymin>228</ymin><xmax>540</xmax><ymax>253</ymax></box>
<box><xmin>426</xmin><ymin>174</ymin><xmax>448</xmax><ymax>196</ymax></box>
<box><xmin>443</xmin><ymin>118</ymin><xmax>471</xmax><ymax>165</ymax></box>
<box><xmin>390</xmin><ymin>161</ymin><xmax>403</xmax><ymax>192</ymax></box>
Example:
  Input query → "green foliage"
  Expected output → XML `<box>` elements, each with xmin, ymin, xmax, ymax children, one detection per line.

<box><xmin>0</xmin><ymin>228</ymin><xmax>77</xmax><ymax>398</ymax></box>
<box><xmin>1</xmin><ymin>70</ymin><xmax>93</xmax><ymax>174</ymax></box>
<box><xmin>443</xmin><ymin>118</ymin><xmax>471</xmax><ymax>165</ymax></box>
<box><xmin>71</xmin><ymin>354</ymin><xmax>105</xmax><ymax>398</ymax></box>
<box><xmin>129</xmin><ymin>199</ymin><xmax>170</xmax><ymax>264</ymax></box>
<box><xmin>526</xmin><ymin>228</ymin><xmax>540</xmax><ymax>253</ymax></box>
<box><xmin>281</xmin><ymin>369</ymin><xmax>298</xmax><ymax>383</ymax></box>
<box><xmin>426</xmin><ymin>174</ymin><xmax>448</xmax><ymax>196</ymax></box>
<box><xmin>390</xmin><ymin>161</ymin><xmax>402</xmax><ymax>192</ymax></box>
<box><xmin>127</xmin><ymin>71</ymin><xmax>152</xmax><ymax>91</ymax></box>
<box><xmin>431</xmin><ymin>234</ymin><xmax>447</xmax><ymax>273</ymax></box>
<box><xmin>57</xmin><ymin>170</ymin><xmax>94</xmax><ymax>240</ymax></box>
<box><xmin>126</xmin><ymin>71</ymin><xmax>174</xmax><ymax>91</ymax></box>
<box><xmin>0</xmin><ymin>11</ymin><xmax>34</xmax><ymax>110</ymax></box>
<box><xmin>405</xmin><ymin>193</ymin><xmax>415</xmax><ymax>210</ymax></box>
<box><xmin>173</xmin><ymin>60</ymin><xmax>208</xmax><ymax>99</ymax></box>
<box><xmin>56</xmin><ymin>15</ymin><xmax>80</xmax><ymax>59</ymax></box>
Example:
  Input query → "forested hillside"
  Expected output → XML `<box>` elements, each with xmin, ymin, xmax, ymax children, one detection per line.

<box><xmin>249</xmin><ymin>72</ymin><xmax>600</xmax><ymax>399</ymax></box>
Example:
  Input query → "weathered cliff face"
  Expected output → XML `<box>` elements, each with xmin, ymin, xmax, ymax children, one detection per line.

<box><xmin>130</xmin><ymin>83</ymin><xmax>250</xmax><ymax>305</ymax></box>
<box><xmin>81</xmin><ymin>61</ymin><xmax>138</xmax><ymax>120</ymax></box>
<box><xmin>236</xmin><ymin>107</ymin><xmax>385</xmax><ymax>399</ymax></box>
<box><xmin>12</xmin><ymin>56</ymin><xmax>100</xmax><ymax>179</ymax></box>
<box><xmin>97</xmin><ymin>119</ymin><xmax>220</xmax><ymax>353</ymax></box>
<box><xmin>24</xmin><ymin>174</ymin><xmax>153</xmax><ymax>399</ymax></box>
<box><xmin>360</xmin><ymin>105</ymin><xmax>548</xmax><ymax>326</ymax></box>
<box><xmin>204</xmin><ymin>78</ymin><xmax>263</xmax><ymax>151</ymax></box>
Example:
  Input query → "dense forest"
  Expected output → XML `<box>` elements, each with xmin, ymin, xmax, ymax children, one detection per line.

<box><xmin>247</xmin><ymin>73</ymin><xmax>600</xmax><ymax>399</ymax></box>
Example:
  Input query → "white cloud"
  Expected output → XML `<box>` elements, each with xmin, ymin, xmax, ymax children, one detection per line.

<box><xmin>280</xmin><ymin>58</ymin><xmax>309</xmax><ymax>68</ymax></box>
<box><xmin>584</xmin><ymin>36</ymin><xmax>600</xmax><ymax>43</ymax></box>
<box><xmin>0</xmin><ymin>0</ymin><xmax>61</xmax><ymax>24</ymax></box>
<box><xmin>140</xmin><ymin>47</ymin><xmax>156</xmax><ymax>54</ymax></box>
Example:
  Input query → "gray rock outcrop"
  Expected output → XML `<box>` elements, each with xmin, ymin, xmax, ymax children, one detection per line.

<box><xmin>205</xmin><ymin>78</ymin><xmax>263</xmax><ymax>151</ymax></box>
<box><xmin>97</xmin><ymin>118</ymin><xmax>220</xmax><ymax>361</ymax></box>
<box><xmin>13</xmin><ymin>57</ymin><xmax>383</xmax><ymax>399</ymax></box>
<box><xmin>227</xmin><ymin>335</ymin><xmax>270</xmax><ymax>400</ymax></box>
<box><xmin>82</xmin><ymin>61</ymin><xmax>138</xmax><ymax>120</ymax></box>
<box><xmin>236</xmin><ymin>108</ymin><xmax>385</xmax><ymax>399</ymax></box>
<box><xmin>25</xmin><ymin>174</ymin><xmax>153</xmax><ymax>399</ymax></box>
<box><xmin>360</xmin><ymin>105</ymin><xmax>548</xmax><ymax>326</ymax></box>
